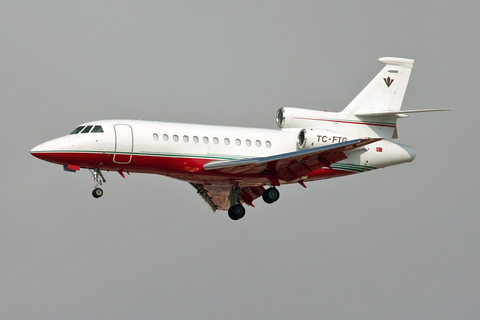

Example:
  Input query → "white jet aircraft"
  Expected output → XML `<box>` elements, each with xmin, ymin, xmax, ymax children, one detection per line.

<box><xmin>31</xmin><ymin>57</ymin><xmax>447</xmax><ymax>220</ymax></box>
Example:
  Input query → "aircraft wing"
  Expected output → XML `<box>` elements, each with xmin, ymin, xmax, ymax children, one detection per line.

<box><xmin>203</xmin><ymin>138</ymin><xmax>382</xmax><ymax>184</ymax></box>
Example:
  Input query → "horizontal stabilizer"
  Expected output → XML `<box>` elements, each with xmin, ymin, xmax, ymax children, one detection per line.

<box><xmin>355</xmin><ymin>109</ymin><xmax>451</xmax><ymax>117</ymax></box>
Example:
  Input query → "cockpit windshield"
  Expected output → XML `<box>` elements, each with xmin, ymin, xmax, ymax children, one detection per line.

<box><xmin>91</xmin><ymin>125</ymin><xmax>104</xmax><ymax>133</ymax></box>
<box><xmin>69</xmin><ymin>126</ymin><xmax>85</xmax><ymax>134</ymax></box>
<box><xmin>81</xmin><ymin>125</ymin><xmax>93</xmax><ymax>133</ymax></box>
<box><xmin>69</xmin><ymin>125</ymin><xmax>104</xmax><ymax>135</ymax></box>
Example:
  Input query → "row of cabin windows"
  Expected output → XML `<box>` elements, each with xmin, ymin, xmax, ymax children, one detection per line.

<box><xmin>69</xmin><ymin>125</ymin><xmax>104</xmax><ymax>134</ymax></box>
<box><xmin>153</xmin><ymin>133</ymin><xmax>272</xmax><ymax>148</ymax></box>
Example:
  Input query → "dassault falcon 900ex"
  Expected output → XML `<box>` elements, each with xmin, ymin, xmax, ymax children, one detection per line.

<box><xmin>31</xmin><ymin>57</ymin><xmax>447</xmax><ymax>220</ymax></box>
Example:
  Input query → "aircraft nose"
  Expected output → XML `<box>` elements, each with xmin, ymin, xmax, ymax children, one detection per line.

<box><xmin>30</xmin><ymin>142</ymin><xmax>46</xmax><ymax>154</ymax></box>
<box><xmin>30</xmin><ymin>142</ymin><xmax>49</xmax><ymax>159</ymax></box>
<box><xmin>30</xmin><ymin>136</ymin><xmax>71</xmax><ymax>162</ymax></box>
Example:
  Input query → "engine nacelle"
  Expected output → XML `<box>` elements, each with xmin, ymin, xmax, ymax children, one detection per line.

<box><xmin>276</xmin><ymin>107</ymin><xmax>337</xmax><ymax>129</ymax></box>
<box><xmin>297</xmin><ymin>128</ymin><xmax>359</xmax><ymax>150</ymax></box>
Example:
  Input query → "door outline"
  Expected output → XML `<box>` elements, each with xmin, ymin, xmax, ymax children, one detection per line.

<box><xmin>113</xmin><ymin>124</ymin><xmax>133</xmax><ymax>164</ymax></box>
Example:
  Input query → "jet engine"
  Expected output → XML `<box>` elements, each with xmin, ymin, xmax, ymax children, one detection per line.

<box><xmin>296</xmin><ymin>128</ymin><xmax>358</xmax><ymax>150</ymax></box>
<box><xmin>276</xmin><ymin>107</ymin><xmax>334</xmax><ymax>129</ymax></box>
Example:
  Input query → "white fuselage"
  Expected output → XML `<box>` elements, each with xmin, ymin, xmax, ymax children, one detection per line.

<box><xmin>31</xmin><ymin>119</ymin><xmax>416</xmax><ymax>186</ymax></box>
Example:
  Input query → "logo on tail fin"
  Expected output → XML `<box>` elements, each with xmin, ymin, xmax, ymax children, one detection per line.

<box><xmin>383</xmin><ymin>77</ymin><xmax>394</xmax><ymax>87</ymax></box>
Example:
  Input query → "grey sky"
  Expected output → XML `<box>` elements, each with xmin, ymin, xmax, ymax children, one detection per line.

<box><xmin>1</xmin><ymin>1</ymin><xmax>479</xmax><ymax>319</ymax></box>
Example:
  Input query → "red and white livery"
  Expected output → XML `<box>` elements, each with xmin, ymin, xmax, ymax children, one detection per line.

<box><xmin>31</xmin><ymin>57</ymin><xmax>446</xmax><ymax>220</ymax></box>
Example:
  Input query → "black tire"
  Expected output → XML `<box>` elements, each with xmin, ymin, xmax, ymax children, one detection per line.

<box><xmin>228</xmin><ymin>204</ymin><xmax>246</xmax><ymax>220</ymax></box>
<box><xmin>92</xmin><ymin>188</ymin><xmax>103</xmax><ymax>198</ymax></box>
<box><xmin>262</xmin><ymin>187</ymin><xmax>280</xmax><ymax>204</ymax></box>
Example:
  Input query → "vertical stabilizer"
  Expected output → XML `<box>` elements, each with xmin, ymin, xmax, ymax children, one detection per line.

<box><xmin>343</xmin><ymin>57</ymin><xmax>414</xmax><ymax>116</ymax></box>
<box><xmin>338</xmin><ymin>57</ymin><xmax>414</xmax><ymax>139</ymax></box>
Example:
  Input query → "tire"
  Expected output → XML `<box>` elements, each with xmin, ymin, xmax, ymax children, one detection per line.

<box><xmin>228</xmin><ymin>204</ymin><xmax>246</xmax><ymax>220</ymax></box>
<box><xmin>262</xmin><ymin>187</ymin><xmax>280</xmax><ymax>204</ymax></box>
<box><xmin>92</xmin><ymin>188</ymin><xmax>103</xmax><ymax>198</ymax></box>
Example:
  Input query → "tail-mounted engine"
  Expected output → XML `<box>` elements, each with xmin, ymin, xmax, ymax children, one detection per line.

<box><xmin>276</xmin><ymin>107</ymin><xmax>335</xmax><ymax>129</ymax></box>
<box><xmin>296</xmin><ymin>128</ymin><xmax>359</xmax><ymax>150</ymax></box>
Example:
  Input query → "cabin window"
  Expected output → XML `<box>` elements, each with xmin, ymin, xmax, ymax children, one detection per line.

<box><xmin>69</xmin><ymin>126</ymin><xmax>85</xmax><ymax>134</ymax></box>
<box><xmin>203</xmin><ymin>137</ymin><xmax>209</xmax><ymax>144</ymax></box>
<box><xmin>266</xmin><ymin>141</ymin><xmax>272</xmax><ymax>148</ymax></box>
<box><xmin>173</xmin><ymin>135</ymin><xmax>179</xmax><ymax>142</ymax></box>
<box><xmin>193</xmin><ymin>136</ymin><xmax>199</xmax><ymax>143</ymax></box>
<box><xmin>213</xmin><ymin>137</ymin><xmax>219</xmax><ymax>144</ymax></box>
<box><xmin>153</xmin><ymin>133</ymin><xmax>159</xmax><ymax>141</ymax></box>
<box><xmin>183</xmin><ymin>135</ymin><xmax>189</xmax><ymax>143</ymax></box>
<box><xmin>91</xmin><ymin>125</ymin><xmax>104</xmax><ymax>133</ymax></box>
<box><xmin>224</xmin><ymin>138</ymin><xmax>230</xmax><ymax>145</ymax></box>
<box><xmin>255</xmin><ymin>140</ymin><xmax>261</xmax><ymax>147</ymax></box>
<box><xmin>163</xmin><ymin>134</ymin><xmax>169</xmax><ymax>141</ymax></box>
<box><xmin>235</xmin><ymin>139</ymin><xmax>241</xmax><ymax>146</ymax></box>
<box><xmin>81</xmin><ymin>125</ymin><xmax>93</xmax><ymax>133</ymax></box>
<box><xmin>245</xmin><ymin>139</ymin><xmax>251</xmax><ymax>147</ymax></box>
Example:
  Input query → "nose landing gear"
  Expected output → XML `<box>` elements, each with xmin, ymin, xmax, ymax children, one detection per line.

<box><xmin>89</xmin><ymin>168</ymin><xmax>106</xmax><ymax>198</ymax></box>
<box><xmin>92</xmin><ymin>187</ymin><xmax>103</xmax><ymax>198</ymax></box>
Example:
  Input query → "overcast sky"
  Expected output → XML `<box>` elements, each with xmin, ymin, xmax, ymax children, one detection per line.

<box><xmin>1</xmin><ymin>1</ymin><xmax>479</xmax><ymax>319</ymax></box>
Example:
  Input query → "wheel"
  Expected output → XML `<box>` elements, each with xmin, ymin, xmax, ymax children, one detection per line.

<box><xmin>228</xmin><ymin>204</ymin><xmax>246</xmax><ymax>220</ymax></box>
<box><xmin>262</xmin><ymin>187</ymin><xmax>280</xmax><ymax>204</ymax></box>
<box><xmin>92</xmin><ymin>188</ymin><xmax>103</xmax><ymax>198</ymax></box>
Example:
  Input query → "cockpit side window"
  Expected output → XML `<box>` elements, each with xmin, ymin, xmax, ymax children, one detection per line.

<box><xmin>81</xmin><ymin>125</ymin><xmax>93</xmax><ymax>133</ymax></box>
<box><xmin>91</xmin><ymin>125</ymin><xmax>104</xmax><ymax>133</ymax></box>
<box><xmin>69</xmin><ymin>126</ymin><xmax>85</xmax><ymax>134</ymax></box>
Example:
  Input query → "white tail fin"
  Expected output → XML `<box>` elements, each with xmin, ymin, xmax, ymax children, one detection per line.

<box><xmin>338</xmin><ymin>57</ymin><xmax>414</xmax><ymax>139</ymax></box>
<box><xmin>343</xmin><ymin>57</ymin><xmax>414</xmax><ymax>116</ymax></box>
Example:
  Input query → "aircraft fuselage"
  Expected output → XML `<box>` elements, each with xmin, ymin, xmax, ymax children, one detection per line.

<box><xmin>31</xmin><ymin>119</ymin><xmax>415</xmax><ymax>187</ymax></box>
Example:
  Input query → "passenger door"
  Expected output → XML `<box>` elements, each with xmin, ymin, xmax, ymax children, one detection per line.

<box><xmin>113</xmin><ymin>124</ymin><xmax>133</xmax><ymax>164</ymax></box>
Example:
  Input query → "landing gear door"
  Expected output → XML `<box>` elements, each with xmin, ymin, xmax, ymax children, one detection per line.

<box><xmin>113</xmin><ymin>124</ymin><xmax>133</xmax><ymax>164</ymax></box>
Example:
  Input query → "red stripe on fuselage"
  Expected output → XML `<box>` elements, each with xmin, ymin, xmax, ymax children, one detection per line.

<box><xmin>31</xmin><ymin>151</ymin><xmax>356</xmax><ymax>186</ymax></box>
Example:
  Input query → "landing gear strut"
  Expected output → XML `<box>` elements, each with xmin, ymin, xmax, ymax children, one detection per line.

<box><xmin>89</xmin><ymin>168</ymin><xmax>106</xmax><ymax>198</ymax></box>
<box><xmin>227</xmin><ymin>187</ymin><xmax>246</xmax><ymax>220</ymax></box>
<box><xmin>262</xmin><ymin>187</ymin><xmax>280</xmax><ymax>204</ymax></box>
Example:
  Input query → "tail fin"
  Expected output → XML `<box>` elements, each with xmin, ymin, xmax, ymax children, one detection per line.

<box><xmin>340</xmin><ymin>57</ymin><xmax>414</xmax><ymax>139</ymax></box>
<box><xmin>343</xmin><ymin>57</ymin><xmax>414</xmax><ymax>116</ymax></box>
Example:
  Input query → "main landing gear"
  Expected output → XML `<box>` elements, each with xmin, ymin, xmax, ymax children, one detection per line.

<box><xmin>89</xmin><ymin>168</ymin><xmax>106</xmax><ymax>198</ymax></box>
<box><xmin>227</xmin><ymin>186</ymin><xmax>280</xmax><ymax>221</ymax></box>
<box><xmin>228</xmin><ymin>204</ymin><xmax>246</xmax><ymax>221</ymax></box>
<box><xmin>227</xmin><ymin>187</ymin><xmax>245</xmax><ymax>220</ymax></box>
<box><xmin>262</xmin><ymin>187</ymin><xmax>280</xmax><ymax>204</ymax></box>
